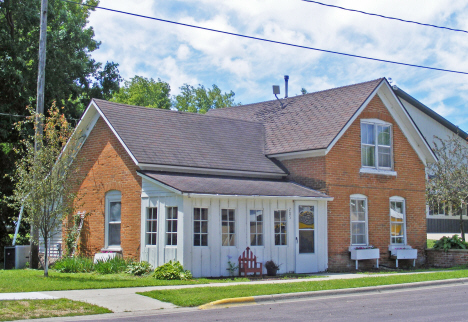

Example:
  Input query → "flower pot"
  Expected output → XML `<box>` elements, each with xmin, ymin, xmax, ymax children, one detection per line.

<box><xmin>266</xmin><ymin>267</ymin><xmax>277</xmax><ymax>276</ymax></box>
<box><xmin>350</xmin><ymin>248</ymin><xmax>380</xmax><ymax>260</ymax></box>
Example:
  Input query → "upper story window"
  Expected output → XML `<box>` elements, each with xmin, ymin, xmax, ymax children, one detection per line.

<box><xmin>390</xmin><ymin>196</ymin><xmax>406</xmax><ymax>245</ymax></box>
<box><xmin>105</xmin><ymin>190</ymin><xmax>121</xmax><ymax>249</ymax></box>
<box><xmin>361</xmin><ymin>120</ymin><xmax>392</xmax><ymax>170</ymax></box>
<box><xmin>350</xmin><ymin>194</ymin><xmax>368</xmax><ymax>246</ymax></box>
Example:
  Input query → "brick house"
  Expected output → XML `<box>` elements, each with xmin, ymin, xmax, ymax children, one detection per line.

<box><xmin>70</xmin><ymin>77</ymin><xmax>435</xmax><ymax>275</ymax></box>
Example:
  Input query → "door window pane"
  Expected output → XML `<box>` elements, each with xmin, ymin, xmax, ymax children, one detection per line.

<box><xmin>298</xmin><ymin>206</ymin><xmax>314</xmax><ymax>253</ymax></box>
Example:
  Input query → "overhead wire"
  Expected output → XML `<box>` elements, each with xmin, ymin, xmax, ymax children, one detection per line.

<box><xmin>61</xmin><ymin>0</ymin><xmax>468</xmax><ymax>76</ymax></box>
<box><xmin>301</xmin><ymin>0</ymin><xmax>468</xmax><ymax>35</ymax></box>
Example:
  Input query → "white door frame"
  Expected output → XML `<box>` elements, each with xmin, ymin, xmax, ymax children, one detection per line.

<box><xmin>294</xmin><ymin>201</ymin><xmax>318</xmax><ymax>273</ymax></box>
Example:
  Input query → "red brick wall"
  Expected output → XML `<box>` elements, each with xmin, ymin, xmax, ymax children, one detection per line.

<box><xmin>285</xmin><ymin>95</ymin><xmax>427</xmax><ymax>271</ymax></box>
<box><xmin>71</xmin><ymin>117</ymin><xmax>142</xmax><ymax>259</ymax></box>
<box><xmin>426</xmin><ymin>249</ymin><xmax>468</xmax><ymax>268</ymax></box>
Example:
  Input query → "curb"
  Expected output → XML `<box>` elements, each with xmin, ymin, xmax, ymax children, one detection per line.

<box><xmin>198</xmin><ymin>277</ymin><xmax>468</xmax><ymax>309</ymax></box>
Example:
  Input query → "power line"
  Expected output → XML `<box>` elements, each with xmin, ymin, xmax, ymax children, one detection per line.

<box><xmin>61</xmin><ymin>0</ymin><xmax>468</xmax><ymax>76</ymax></box>
<box><xmin>301</xmin><ymin>0</ymin><xmax>468</xmax><ymax>34</ymax></box>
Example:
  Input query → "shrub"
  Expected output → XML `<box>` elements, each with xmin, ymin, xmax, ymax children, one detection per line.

<box><xmin>126</xmin><ymin>261</ymin><xmax>153</xmax><ymax>276</ymax></box>
<box><xmin>153</xmin><ymin>260</ymin><xmax>192</xmax><ymax>280</ymax></box>
<box><xmin>433</xmin><ymin>235</ymin><xmax>468</xmax><ymax>252</ymax></box>
<box><xmin>94</xmin><ymin>256</ymin><xmax>132</xmax><ymax>274</ymax></box>
<box><xmin>53</xmin><ymin>256</ymin><xmax>94</xmax><ymax>273</ymax></box>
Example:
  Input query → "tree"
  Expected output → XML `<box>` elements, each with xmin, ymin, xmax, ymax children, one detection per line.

<box><xmin>301</xmin><ymin>88</ymin><xmax>308</xmax><ymax>95</ymax></box>
<box><xmin>111</xmin><ymin>76</ymin><xmax>171</xmax><ymax>109</ymax></box>
<box><xmin>0</xmin><ymin>0</ymin><xmax>119</xmax><ymax>263</ymax></box>
<box><xmin>173</xmin><ymin>84</ymin><xmax>240</xmax><ymax>114</ymax></box>
<box><xmin>9</xmin><ymin>104</ymin><xmax>81</xmax><ymax>276</ymax></box>
<box><xmin>426</xmin><ymin>134</ymin><xmax>468</xmax><ymax>241</ymax></box>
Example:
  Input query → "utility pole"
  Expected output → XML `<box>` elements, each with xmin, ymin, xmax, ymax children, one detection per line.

<box><xmin>31</xmin><ymin>0</ymin><xmax>48</xmax><ymax>269</ymax></box>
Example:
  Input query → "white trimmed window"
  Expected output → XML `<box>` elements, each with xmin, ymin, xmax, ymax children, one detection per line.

<box><xmin>361</xmin><ymin>120</ymin><xmax>392</xmax><ymax>170</ymax></box>
<box><xmin>221</xmin><ymin>209</ymin><xmax>235</xmax><ymax>246</ymax></box>
<box><xmin>194</xmin><ymin>208</ymin><xmax>208</xmax><ymax>246</ymax></box>
<box><xmin>105</xmin><ymin>190</ymin><xmax>121</xmax><ymax>249</ymax></box>
<box><xmin>274</xmin><ymin>210</ymin><xmax>287</xmax><ymax>246</ymax></box>
<box><xmin>390</xmin><ymin>196</ymin><xmax>406</xmax><ymax>245</ymax></box>
<box><xmin>166</xmin><ymin>207</ymin><xmax>178</xmax><ymax>246</ymax></box>
<box><xmin>350</xmin><ymin>194</ymin><xmax>368</xmax><ymax>245</ymax></box>
<box><xmin>146</xmin><ymin>207</ymin><xmax>157</xmax><ymax>246</ymax></box>
<box><xmin>250</xmin><ymin>210</ymin><xmax>263</xmax><ymax>246</ymax></box>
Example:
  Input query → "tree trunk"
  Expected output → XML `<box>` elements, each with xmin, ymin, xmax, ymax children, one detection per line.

<box><xmin>44</xmin><ymin>235</ymin><xmax>48</xmax><ymax>277</ymax></box>
<box><xmin>460</xmin><ymin>211</ymin><xmax>465</xmax><ymax>242</ymax></box>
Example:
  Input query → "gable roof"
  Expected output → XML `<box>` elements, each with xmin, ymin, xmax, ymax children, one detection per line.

<box><xmin>208</xmin><ymin>78</ymin><xmax>384</xmax><ymax>155</ymax></box>
<box><xmin>138</xmin><ymin>171</ymin><xmax>331</xmax><ymax>199</ymax></box>
<box><xmin>88</xmin><ymin>99</ymin><xmax>286</xmax><ymax>176</ymax></box>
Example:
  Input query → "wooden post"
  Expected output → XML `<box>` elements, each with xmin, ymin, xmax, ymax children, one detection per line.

<box><xmin>31</xmin><ymin>0</ymin><xmax>48</xmax><ymax>269</ymax></box>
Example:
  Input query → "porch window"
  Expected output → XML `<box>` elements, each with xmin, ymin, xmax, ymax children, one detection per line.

<box><xmin>166</xmin><ymin>206</ymin><xmax>178</xmax><ymax>246</ymax></box>
<box><xmin>194</xmin><ymin>208</ymin><xmax>208</xmax><ymax>246</ymax></box>
<box><xmin>361</xmin><ymin>121</ymin><xmax>392</xmax><ymax>169</ymax></box>
<box><xmin>146</xmin><ymin>207</ymin><xmax>157</xmax><ymax>246</ymax></box>
<box><xmin>221</xmin><ymin>209</ymin><xmax>235</xmax><ymax>246</ymax></box>
<box><xmin>250</xmin><ymin>210</ymin><xmax>263</xmax><ymax>246</ymax></box>
<box><xmin>105</xmin><ymin>190</ymin><xmax>121</xmax><ymax>248</ymax></box>
<box><xmin>350</xmin><ymin>195</ymin><xmax>368</xmax><ymax>245</ymax></box>
<box><xmin>274</xmin><ymin>210</ymin><xmax>287</xmax><ymax>246</ymax></box>
<box><xmin>390</xmin><ymin>197</ymin><xmax>406</xmax><ymax>244</ymax></box>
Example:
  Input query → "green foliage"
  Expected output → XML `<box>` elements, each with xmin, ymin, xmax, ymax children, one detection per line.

<box><xmin>94</xmin><ymin>256</ymin><xmax>133</xmax><ymax>275</ymax></box>
<box><xmin>64</xmin><ymin>213</ymin><xmax>88</xmax><ymax>257</ymax></box>
<box><xmin>226</xmin><ymin>256</ymin><xmax>238</xmax><ymax>277</ymax></box>
<box><xmin>301</xmin><ymin>88</ymin><xmax>308</xmax><ymax>95</ymax></box>
<box><xmin>126</xmin><ymin>261</ymin><xmax>153</xmax><ymax>276</ymax></box>
<box><xmin>53</xmin><ymin>256</ymin><xmax>94</xmax><ymax>273</ymax></box>
<box><xmin>173</xmin><ymin>84</ymin><xmax>240</xmax><ymax>114</ymax></box>
<box><xmin>433</xmin><ymin>235</ymin><xmax>468</xmax><ymax>252</ymax></box>
<box><xmin>153</xmin><ymin>260</ymin><xmax>192</xmax><ymax>280</ymax></box>
<box><xmin>427</xmin><ymin>239</ymin><xmax>437</xmax><ymax>249</ymax></box>
<box><xmin>111</xmin><ymin>76</ymin><xmax>171</xmax><ymax>109</ymax></box>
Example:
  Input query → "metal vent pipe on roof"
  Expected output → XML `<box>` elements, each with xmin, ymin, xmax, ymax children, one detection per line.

<box><xmin>284</xmin><ymin>75</ymin><xmax>289</xmax><ymax>98</ymax></box>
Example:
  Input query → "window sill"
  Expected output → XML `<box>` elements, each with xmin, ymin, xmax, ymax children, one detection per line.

<box><xmin>360</xmin><ymin>168</ymin><xmax>397</xmax><ymax>176</ymax></box>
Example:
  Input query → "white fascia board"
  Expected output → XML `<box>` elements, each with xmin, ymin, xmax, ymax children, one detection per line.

<box><xmin>138</xmin><ymin>163</ymin><xmax>286</xmax><ymax>178</ymax></box>
<box><xmin>136</xmin><ymin>172</ymin><xmax>182</xmax><ymax>194</ymax></box>
<box><xmin>90</xmin><ymin>100</ymin><xmax>139</xmax><ymax>165</ymax></box>
<box><xmin>325</xmin><ymin>81</ymin><xmax>384</xmax><ymax>155</ymax></box>
<box><xmin>377</xmin><ymin>83</ymin><xmax>437</xmax><ymax>165</ymax></box>
<box><xmin>267</xmin><ymin>149</ymin><xmax>327</xmax><ymax>161</ymax></box>
<box><xmin>185</xmin><ymin>193</ymin><xmax>334</xmax><ymax>201</ymax></box>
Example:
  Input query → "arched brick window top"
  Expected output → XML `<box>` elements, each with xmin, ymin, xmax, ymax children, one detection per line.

<box><xmin>105</xmin><ymin>190</ymin><xmax>122</xmax><ymax>250</ymax></box>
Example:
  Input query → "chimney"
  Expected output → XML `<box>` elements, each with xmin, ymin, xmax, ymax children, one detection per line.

<box><xmin>284</xmin><ymin>75</ymin><xmax>289</xmax><ymax>98</ymax></box>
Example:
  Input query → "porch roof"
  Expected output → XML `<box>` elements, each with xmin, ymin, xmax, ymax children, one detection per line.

<box><xmin>138</xmin><ymin>171</ymin><xmax>332</xmax><ymax>199</ymax></box>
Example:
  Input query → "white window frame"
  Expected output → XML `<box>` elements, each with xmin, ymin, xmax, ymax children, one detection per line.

<box><xmin>221</xmin><ymin>209</ymin><xmax>236</xmax><ymax>247</ymax></box>
<box><xmin>166</xmin><ymin>206</ymin><xmax>178</xmax><ymax>246</ymax></box>
<box><xmin>249</xmin><ymin>209</ymin><xmax>264</xmax><ymax>247</ymax></box>
<box><xmin>390</xmin><ymin>196</ymin><xmax>406</xmax><ymax>245</ymax></box>
<box><xmin>105</xmin><ymin>190</ymin><xmax>122</xmax><ymax>250</ymax></box>
<box><xmin>360</xmin><ymin>119</ymin><xmax>393</xmax><ymax>172</ymax></box>
<box><xmin>350</xmin><ymin>194</ymin><xmax>368</xmax><ymax>246</ymax></box>
<box><xmin>146</xmin><ymin>207</ymin><xmax>158</xmax><ymax>246</ymax></box>
<box><xmin>274</xmin><ymin>209</ymin><xmax>287</xmax><ymax>246</ymax></box>
<box><xmin>193</xmin><ymin>207</ymin><xmax>209</xmax><ymax>247</ymax></box>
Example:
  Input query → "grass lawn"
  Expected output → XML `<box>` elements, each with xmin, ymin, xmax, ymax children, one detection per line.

<box><xmin>427</xmin><ymin>239</ymin><xmax>437</xmax><ymax>248</ymax></box>
<box><xmin>0</xmin><ymin>299</ymin><xmax>111</xmax><ymax>321</ymax></box>
<box><xmin>139</xmin><ymin>269</ymin><xmax>468</xmax><ymax>307</ymax></box>
<box><xmin>0</xmin><ymin>269</ymin><xmax>248</xmax><ymax>293</ymax></box>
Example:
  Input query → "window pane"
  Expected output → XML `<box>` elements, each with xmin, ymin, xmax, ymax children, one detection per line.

<box><xmin>201</xmin><ymin>234</ymin><xmax>208</xmax><ymax>246</ymax></box>
<box><xmin>250</xmin><ymin>222</ymin><xmax>256</xmax><ymax>234</ymax></box>
<box><xmin>194</xmin><ymin>234</ymin><xmax>200</xmax><ymax>246</ymax></box>
<box><xmin>352</xmin><ymin>222</ymin><xmax>366</xmax><ymax>235</ymax></box>
<box><xmin>361</xmin><ymin>124</ymin><xmax>375</xmax><ymax>144</ymax></box>
<box><xmin>194</xmin><ymin>221</ymin><xmax>200</xmax><ymax>233</ymax></box>
<box><xmin>109</xmin><ymin>223</ymin><xmax>121</xmax><ymax>246</ymax></box>
<box><xmin>201</xmin><ymin>221</ymin><xmax>208</xmax><ymax>233</ymax></box>
<box><xmin>362</xmin><ymin>145</ymin><xmax>375</xmax><ymax>167</ymax></box>
<box><xmin>377</xmin><ymin>126</ymin><xmax>390</xmax><ymax>145</ymax></box>
<box><xmin>222</xmin><ymin>209</ymin><xmax>227</xmax><ymax>221</ymax></box>
<box><xmin>390</xmin><ymin>202</ymin><xmax>404</xmax><ymax>222</ymax></box>
<box><xmin>257</xmin><ymin>222</ymin><xmax>263</xmax><ymax>234</ymax></box>
<box><xmin>274</xmin><ymin>211</ymin><xmax>280</xmax><ymax>221</ymax></box>
<box><xmin>109</xmin><ymin>202</ymin><xmax>121</xmax><ymax>222</ymax></box>
<box><xmin>201</xmin><ymin>208</ymin><xmax>208</xmax><ymax>220</ymax></box>
<box><xmin>299</xmin><ymin>230</ymin><xmax>314</xmax><ymax>253</ymax></box>
<box><xmin>229</xmin><ymin>210</ymin><xmax>235</xmax><ymax>221</ymax></box>
<box><xmin>378</xmin><ymin>146</ymin><xmax>391</xmax><ymax>168</ymax></box>
<box><xmin>194</xmin><ymin>208</ymin><xmax>200</xmax><ymax>220</ymax></box>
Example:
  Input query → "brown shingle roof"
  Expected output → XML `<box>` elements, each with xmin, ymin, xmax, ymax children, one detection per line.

<box><xmin>92</xmin><ymin>99</ymin><xmax>285</xmax><ymax>175</ymax></box>
<box><xmin>139</xmin><ymin>171</ymin><xmax>331</xmax><ymax>198</ymax></box>
<box><xmin>208</xmin><ymin>78</ymin><xmax>384</xmax><ymax>155</ymax></box>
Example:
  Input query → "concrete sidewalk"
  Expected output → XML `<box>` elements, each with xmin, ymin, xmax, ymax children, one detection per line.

<box><xmin>0</xmin><ymin>270</ymin><xmax>456</xmax><ymax>313</ymax></box>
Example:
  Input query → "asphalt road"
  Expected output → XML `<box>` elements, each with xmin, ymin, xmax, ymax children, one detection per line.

<box><xmin>72</xmin><ymin>283</ymin><xmax>468</xmax><ymax>322</ymax></box>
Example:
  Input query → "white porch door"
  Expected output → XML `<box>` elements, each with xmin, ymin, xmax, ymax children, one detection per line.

<box><xmin>295</xmin><ymin>201</ymin><xmax>318</xmax><ymax>273</ymax></box>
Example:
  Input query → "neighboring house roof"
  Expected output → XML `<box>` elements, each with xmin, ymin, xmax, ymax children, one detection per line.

<box><xmin>138</xmin><ymin>171</ymin><xmax>332</xmax><ymax>199</ymax></box>
<box><xmin>393</xmin><ymin>86</ymin><xmax>468</xmax><ymax>142</ymax></box>
<box><xmin>207</xmin><ymin>78</ymin><xmax>384</xmax><ymax>155</ymax></box>
<box><xmin>91</xmin><ymin>99</ymin><xmax>286</xmax><ymax>175</ymax></box>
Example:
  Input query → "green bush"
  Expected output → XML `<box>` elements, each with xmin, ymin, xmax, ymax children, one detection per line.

<box><xmin>53</xmin><ymin>256</ymin><xmax>94</xmax><ymax>273</ymax></box>
<box><xmin>94</xmin><ymin>256</ymin><xmax>132</xmax><ymax>274</ymax></box>
<box><xmin>153</xmin><ymin>260</ymin><xmax>192</xmax><ymax>280</ymax></box>
<box><xmin>433</xmin><ymin>235</ymin><xmax>468</xmax><ymax>252</ymax></box>
<box><xmin>126</xmin><ymin>261</ymin><xmax>153</xmax><ymax>276</ymax></box>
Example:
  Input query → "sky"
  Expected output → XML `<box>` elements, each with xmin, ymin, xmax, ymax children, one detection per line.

<box><xmin>87</xmin><ymin>0</ymin><xmax>468</xmax><ymax>131</ymax></box>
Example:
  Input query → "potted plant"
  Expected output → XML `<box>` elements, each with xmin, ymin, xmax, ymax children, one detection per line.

<box><xmin>264</xmin><ymin>260</ymin><xmax>280</xmax><ymax>276</ymax></box>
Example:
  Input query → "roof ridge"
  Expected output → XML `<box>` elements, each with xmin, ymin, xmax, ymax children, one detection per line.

<box><xmin>92</xmin><ymin>98</ymin><xmax>265</xmax><ymax>126</ymax></box>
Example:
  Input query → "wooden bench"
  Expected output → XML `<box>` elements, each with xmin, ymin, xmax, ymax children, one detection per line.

<box><xmin>238</xmin><ymin>247</ymin><xmax>263</xmax><ymax>277</ymax></box>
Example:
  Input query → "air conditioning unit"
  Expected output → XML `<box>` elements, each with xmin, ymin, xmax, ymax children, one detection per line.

<box><xmin>4</xmin><ymin>245</ymin><xmax>31</xmax><ymax>269</ymax></box>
